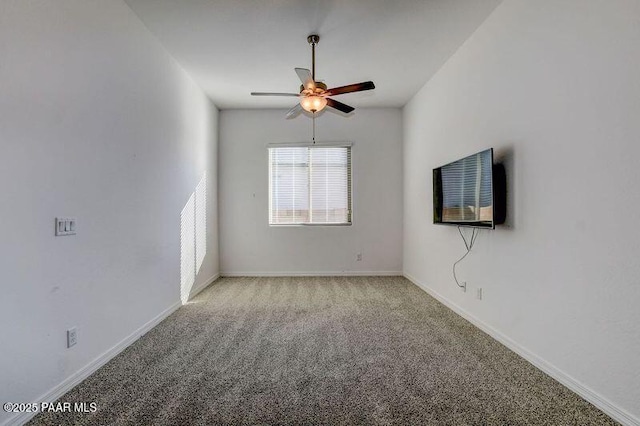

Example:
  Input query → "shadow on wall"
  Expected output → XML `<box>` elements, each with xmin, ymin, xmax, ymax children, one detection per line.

<box><xmin>180</xmin><ymin>172</ymin><xmax>207</xmax><ymax>304</ymax></box>
<box><xmin>494</xmin><ymin>146</ymin><xmax>514</xmax><ymax>230</ymax></box>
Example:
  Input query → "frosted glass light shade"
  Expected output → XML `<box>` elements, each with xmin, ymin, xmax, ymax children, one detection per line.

<box><xmin>300</xmin><ymin>95</ymin><xmax>327</xmax><ymax>113</ymax></box>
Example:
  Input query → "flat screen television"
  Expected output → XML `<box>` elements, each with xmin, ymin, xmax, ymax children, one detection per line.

<box><xmin>433</xmin><ymin>148</ymin><xmax>505</xmax><ymax>229</ymax></box>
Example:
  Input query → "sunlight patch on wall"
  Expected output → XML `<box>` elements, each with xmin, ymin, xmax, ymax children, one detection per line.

<box><xmin>180</xmin><ymin>172</ymin><xmax>207</xmax><ymax>304</ymax></box>
<box><xmin>180</xmin><ymin>193</ymin><xmax>195</xmax><ymax>304</ymax></box>
<box><xmin>195</xmin><ymin>172</ymin><xmax>207</xmax><ymax>274</ymax></box>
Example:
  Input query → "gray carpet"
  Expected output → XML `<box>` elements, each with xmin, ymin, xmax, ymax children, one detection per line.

<box><xmin>29</xmin><ymin>276</ymin><xmax>616</xmax><ymax>425</ymax></box>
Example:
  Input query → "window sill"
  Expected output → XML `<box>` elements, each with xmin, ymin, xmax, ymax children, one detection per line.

<box><xmin>268</xmin><ymin>223</ymin><xmax>352</xmax><ymax>227</ymax></box>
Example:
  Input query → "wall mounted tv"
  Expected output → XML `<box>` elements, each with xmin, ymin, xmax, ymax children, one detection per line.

<box><xmin>433</xmin><ymin>148</ymin><xmax>506</xmax><ymax>229</ymax></box>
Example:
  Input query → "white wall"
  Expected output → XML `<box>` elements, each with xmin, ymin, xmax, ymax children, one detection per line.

<box><xmin>0</xmin><ymin>2</ymin><xmax>218</xmax><ymax>424</ymax></box>
<box><xmin>219</xmin><ymin>109</ymin><xmax>402</xmax><ymax>275</ymax></box>
<box><xmin>403</xmin><ymin>0</ymin><xmax>640</xmax><ymax>423</ymax></box>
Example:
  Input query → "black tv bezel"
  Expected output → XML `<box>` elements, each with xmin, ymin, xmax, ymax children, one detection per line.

<box><xmin>433</xmin><ymin>148</ymin><xmax>496</xmax><ymax>229</ymax></box>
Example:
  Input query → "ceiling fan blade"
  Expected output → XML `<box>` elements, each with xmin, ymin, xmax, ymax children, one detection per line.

<box><xmin>295</xmin><ymin>68</ymin><xmax>316</xmax><ymax>90</ymax></box>
<box><xmin>285</xmin><ymin>103</ymin><xmax>303</xmax><ymax>119</ymax></box>
<box><xmin>326</xmin><ymin>81</ymin><xmax>375</xmax><ymax>96</ymax></box>
<box><xmin>251</xmin><ymin>92</ymin><xmax>300</xmax><ymax>97</ymax></box>
<box><xmin>326</xmin><ymin>98</ymin><xmax>354</xmax><ymax>114</ymax></box>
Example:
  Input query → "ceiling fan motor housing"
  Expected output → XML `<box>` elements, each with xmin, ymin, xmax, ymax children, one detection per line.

<box><xmin>300</xmin><ymin>82</ymin><xmax>327</xmax><ymax>94</ymax></box>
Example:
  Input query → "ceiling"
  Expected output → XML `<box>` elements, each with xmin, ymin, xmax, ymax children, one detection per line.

<box><xmin>125</xmin><ymin>0</ymin><xmax>501</xmax><ymax>110</ymax></box>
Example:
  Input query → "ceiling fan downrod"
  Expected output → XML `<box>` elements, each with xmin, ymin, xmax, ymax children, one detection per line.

<box><xmin>307</xmin><ymin>34</ymin><xmax>319</xmax><ymax>81</ymax></box>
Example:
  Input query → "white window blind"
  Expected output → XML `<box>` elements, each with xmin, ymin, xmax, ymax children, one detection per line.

<box><xmin>269</xmin><ymin>145</ymin><xmax>351</xmax><ymax>225</ymax></box>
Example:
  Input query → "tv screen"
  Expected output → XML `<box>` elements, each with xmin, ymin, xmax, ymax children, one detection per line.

<box><xmin>433</xmin><ymin>148</ymin><xmax>497</xmax><ymax>229</ymax></box>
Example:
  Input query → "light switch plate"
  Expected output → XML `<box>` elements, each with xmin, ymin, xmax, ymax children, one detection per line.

<box><xmin>56</xmin><ymin>218</ymin><xmax>77</xmax><ymax>236</ymax></box>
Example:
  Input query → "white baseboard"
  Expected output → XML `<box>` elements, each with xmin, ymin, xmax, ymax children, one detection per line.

<box><xmin>189</xmin><ymin>273</ymin><xmax>220</xmax><ymax>298</ymax></box>
<box><xmin>403</xmin><ymin>273</ymin><xmax>639</xmax><ymax>426</ymax></box>
<box><xmin>221</xmin><ymin>271</ymin><xmax>403</xmax><ymax>277</ymax></box>
<box><xmin>2</xmin><ymin>301</ymin><xmax>182</xmax><ymax>426</ymax></box>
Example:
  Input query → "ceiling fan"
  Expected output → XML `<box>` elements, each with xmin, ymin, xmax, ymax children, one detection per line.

<box><xmin>251</xmin><ymin>34</ymin><xmax>375</xmax><ymax>118</ymax></box>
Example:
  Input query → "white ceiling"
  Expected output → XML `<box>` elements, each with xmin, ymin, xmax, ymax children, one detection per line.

<box><xmin>125</xmin><ymin>0</ymin><xmax>501</xmax><ymax>110</ymax></box>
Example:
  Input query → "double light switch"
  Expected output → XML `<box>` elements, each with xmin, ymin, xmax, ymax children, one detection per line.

<box><xmin>56</xmin><ymin>218</ymin><xmax>77</xmax><ymax>236</ymax></box>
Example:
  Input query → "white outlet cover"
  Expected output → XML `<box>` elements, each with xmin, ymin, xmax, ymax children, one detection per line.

<box><xmin>67</xmin><ymin>327</ymin><xmax>77</xmax><ymax>348</ymax></box>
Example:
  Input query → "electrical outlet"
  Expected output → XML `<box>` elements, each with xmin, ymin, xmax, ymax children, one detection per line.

<box><xmin>476</xmin><ymin>288</ymin><xmax>483</xmax><ymax>300</ymax></box>
<box><xmin>67</xmin><ymin>327</ymin><xmax>77</xmax><ymax>348</ymax></box>
<box><xmin>356</xmin><ymin>253</ymin><xmax>362</xmax><ymax>261</ymax></box>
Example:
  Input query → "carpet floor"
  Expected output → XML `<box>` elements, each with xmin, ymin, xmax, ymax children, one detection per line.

<box><xmin>29</xmin><ymin>276</ymin><xmax>616</xmax><ymax>425</ymax></box>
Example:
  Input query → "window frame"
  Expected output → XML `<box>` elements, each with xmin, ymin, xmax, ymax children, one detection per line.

<box><xmin>267</xmin><ymin>142</ymin><xmax>353</xmax><ymax>227</ymax></box>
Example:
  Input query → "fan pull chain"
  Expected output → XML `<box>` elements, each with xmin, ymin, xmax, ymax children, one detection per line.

<box><xmin>312</xmin><ymin>113</ymin><xmax>316</xmax><ymax>144</ymax></box>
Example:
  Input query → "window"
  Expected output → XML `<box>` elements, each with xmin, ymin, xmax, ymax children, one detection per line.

<box><xmin>269</xmin><ymin>145</ymin><xmax>352</xmax><ymax>225</ymax></box>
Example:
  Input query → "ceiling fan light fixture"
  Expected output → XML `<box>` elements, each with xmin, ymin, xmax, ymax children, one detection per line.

<box><xmin>250</xmin><ymin>34</ymin><xmax>375</xmax><ymax>118</ymax></box>
<box><xmin>300</xmin><ymin>95</ymin><xmax>327</xmax><ymax>113</ymax></box>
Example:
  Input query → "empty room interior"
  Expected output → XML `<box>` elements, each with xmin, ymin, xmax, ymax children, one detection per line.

<box><xmin>2</xmin><ymin>0</ymin><xmax>640</xmax><ymax>425</ymax></box>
